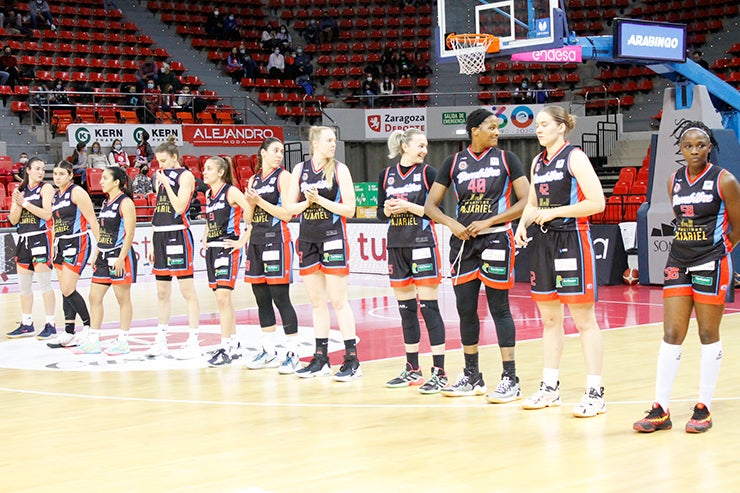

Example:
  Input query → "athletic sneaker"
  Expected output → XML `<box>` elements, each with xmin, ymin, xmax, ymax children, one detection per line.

<box><xmin>104</xmin><ymin>338</ymin><xmax>130</xmax><ymax>356</ymax></box>
<box><xmin>47</xmin><ymin>332</ymin><xmax>76</xmax><ymax>348</ymax></box>
<box><xmin>7</xmin><ymin>323</ymin><xmax>35</xmax><ymax>338</ymax></box>
<box><xmin>333</xmin><ymin>357</ymin><xmax>362</xmax><ymax>382</ymax></box>
<box><xmin>171</xmin><ymin>338</ymin><xmax>201</xmax><ymax>360</ymax></box>
<box><xmin>685</xmin><ymin>403</ymin><xmax>712</xmax><ymax>433</ymax></box>
<box><xmin>485</xmin><ymin>374</ymin><xmax>522</xmax><ymax>404</ymax></box>
<box><xmin>144</xmin><ymin>339</ymin><xmax>168</xmax><ymax>358</ymax></box>
<box><xmin>277</xmin><ymin>352</ymin><xmax>300</xmax><ymax>375</ymax></box>
<box><xmin>633</xmin><ymin>403</ymin><xmax>672</xmax><ymax>432</ymax></box>
<box><xmin>296</xmin><ymin>355</ymin><xmax>331</xmax><ymax>378</ymax></box>
<box><xmin>386</xmin><ymin>362</ymin><xmax>424</xmax><ymax>388</ymax></box>
<box><xmin>419</xmin><ymin>367</ymin><xmax>448</xmax><ymax>395</ymax></box>
<box><xmin>440</xmin><ymin>368</ymin><xmax>487</xmax><ymax>397</ymax></box>
<box><xmin>208</xmin><ymin>348</ymin><xmax>232</xmax><ymax>367</ymax></box>
<box><xmin>573</xmin><ymin>386</ymin><xmax>607</xmax><ymax>417</ymax></box>
<box><xmin>79</xmin><ymin>338</ymin><xmax>102</xmax><ymax>354</ymax></box>
<box><xmin>229</xmin><ymin>342</ymin><xmax>243</xmax><ymax>361</ymax></box>
<box><xmin>246</xmin><ymin>348</ymin><xmax>281</xmax><ymax>370</ymax></box>
<box><xmin>522</xmin><ymin>381</ymin><xmax>561</xmax><ymax>409</ymax></box>
<box><xmin>36</xmin><ymin>323</ymin><xmax>57</xmax><ymax>340</ymax></box>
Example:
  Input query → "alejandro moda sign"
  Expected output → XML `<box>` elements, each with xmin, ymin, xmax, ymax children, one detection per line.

<box><xmin>181</xmin><ymin>125</ymin><xmax>284</xmax><ymax>146</ymax></box>
<box><xmin>613</xmin><ymin>18</ymin><xmax>686</xmax><ymax>63</ymax></box>
<box><xmin>68</xmin><ymin>124</ymin><xmax>182</xmax><ymax>148</ymax></box>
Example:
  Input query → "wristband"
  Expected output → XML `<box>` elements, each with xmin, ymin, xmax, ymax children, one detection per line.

<box><xmin>22</xmin><ymin>201</ymin><xmax>29</xmax><ymax>209</ymax></box>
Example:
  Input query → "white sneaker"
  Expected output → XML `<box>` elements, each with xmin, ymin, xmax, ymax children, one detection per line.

<box><xmin>277</xmin><ymin>351</ymin><xmax>300</xmax><ymax>374</ymax></box>
<box><xmin>485</xmin><ymin>374</ymin><xmax>522</xmax><ymax>404</ymax></box>
<box><xmin>47</xmin><ymin>332</ymin><xmax>75</xmax><ymax>348</ymax></box>
<box><xmin>246</xmin><ymin>348</ymin><xmax>280</xmax><ymax>369</ymax></box>
<box><xmin>144</xmin><ymin>339</ymin><xmax>168</xmax><ymax>358</ymax></box>
<box><xmin>171</xmin><ymin>338</ymin><xmax>201</xmax><ymax>360</ymax></box>
<box><xmin>522</xmin><ymin>381</ymin><xmax>561</xmax><ymax>410</ymax></box>
<box><xmin>229</xmin><ymin>342</ymin><xmax>243</xmax><ymax>361</ymax></box>
<box><xmin>572</xmin><ymin>387</ymin><xmax>606</xmax><ymax>418</ymax></box>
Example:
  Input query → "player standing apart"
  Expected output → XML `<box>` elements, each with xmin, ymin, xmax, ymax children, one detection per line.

<box><xmin>285</xmin><ymin>126</ymin><xmax>360</xmax><ymax>381</ymax></box>
<box><xmin>146</xmin><ymin>137</ymin><xmax>201</xmax><ymax>359</ymax></box>
<box><xmin>7</xmin><ymin>157</ymin><xmax>56</xmax><ymax>340</ymax></box>
<box><xmin>243</xmin><ymin>138</ymin><xmax>301</xmax><ymax>374</ymax></box>
<box><xmin>425</xmin><ymin>109</ymin><xmax>530</xmax><ymax>402</ymax></box>
<box><xmin>80</xmin><ymin>167</ymin><xmax>137</xmax><ymax>355</ymax></box>
<box><xmin>633</xmin><ymin>120</ymin><xmax>740</xmax><ymax>433</ymax></box>
<box><xmin>199</xmin><ymin>157</ymin><xmax>251</xmax><ymax>367</ymax></box>
<box><xmin>514</xmin><ymin>106</ymin><xmax>606</xmax><ymax>417</ymax></box>
<box><xmin>379</xmin><ymin>129</ymin><xmax>448</xmax><ymax>394</ymax></box>
<box><xmin>47</xmin><ymin>160</ymin><xmax>99</xmax><ymax>348</ymax></box>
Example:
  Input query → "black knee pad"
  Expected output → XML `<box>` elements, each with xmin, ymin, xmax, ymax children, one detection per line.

<box><xmin>269</xmin><ymin>284</ymin><xmax>298</xmax><ymax>335</ymax></box>
<box><xmin>454</xmin><ymin>282</ymin><xmax>481</xmax><ymax>346</ymax></box>
<box><xmin>485</xmin><ymin>286</ymin><xmax>516</xmax><ymax>348</ymax></box>
<box><xmin>252</xmin><ymin>283</ymin><xmax>276</xmax><ymax>328</ymax></box>
<box><xmin>62</xmin><ymin>295</ymin><xmax>75</xmax><ymax>321</ymax></box>
<box><xmin>398</xmin><ymin>298</ymin><xmax>420</xmax><ymax>345</ymax></box>
<box><xmin>419</xmin><ymin>299</ymin><xmax>445</xmax><ymax>346</ymax></box>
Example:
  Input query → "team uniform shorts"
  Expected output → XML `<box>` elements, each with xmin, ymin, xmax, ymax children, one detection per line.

<box><xmin>53</xmin><ymin>234</ymin><xmax>91</xmax><ymax>275</ymax></box>
<box><xmin>15</xmin><ymin>230</ymin><xmax>53</xmax><ymax>270</ymax></box>
<box><xmin>206</xmin><ymin>244</ymin><xmax>241</xmax><ymax>290</ymax></box>
<box><xmin>528</xmin><ymin>227</ymin><xmax>597</xmax><ymax>304</ymax></box>
<box><xmin>297</xmin><ymin>237</ymin><xmax>349</xmax><ymax>276</ymax></box>
<box><xmin>151</xmin><ymin>229</ymin><xmax>195</xmax><ymax>278</ymax></box>
<box><xmin>92</xmin><ymin>247</ymin><xmax>137</xmax><ymax>285</ymax></box>
<box><xmin>449</xmin><ymin>230</ymin><xmax>514</xmax><ymax>289</ymax></box>
<box><xmin>663</xmin><ymin>254</ymin><xmax>734</xmax><ymax>305</ymax></box>
<box><xmin>245</xmin><ymin>241</ymin><xmax>293</xmax><ymax>284</ymax></box>
<box><xmin>388</xmin><ymin>245</ymin><xmax>442</xmax><ymax>288</ymax></box>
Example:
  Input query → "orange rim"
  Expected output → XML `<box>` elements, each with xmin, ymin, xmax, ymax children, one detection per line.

<box><xmin>446</xmin><ymin>33</ymin><xmax>500</xmax><ymax>53</ymax></box>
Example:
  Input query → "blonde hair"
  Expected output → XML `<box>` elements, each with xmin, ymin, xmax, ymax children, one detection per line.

<box><xmin>387</xmin><ymin>128</ymin><xmax>425</xmax><ymax>159</ymax></box>
<box><xmin>541</xmin><ymin>106</ymin><xmax>576</xmax><ymax>133</ymax></box>
<box><xmin>308</xmin><ymin>126</ymin><xmax>337</xmax><ymax>184</ymax></box>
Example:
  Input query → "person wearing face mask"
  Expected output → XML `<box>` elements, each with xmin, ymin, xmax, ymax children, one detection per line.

<box><xmin>513</xmin><ymin>77</ymin><xmax>534</xmax><ymax>104</ymax></box>
<box><xmin>380</xmin><ymin>76</ymin><xmax>395</xmax><ymax>106</ymax></box>
<box><xmin>261</xmin><ymin>26</ymin><xmax>277</xmax><ymax>51</ymax></box>
<box><xmin>205</xmin><ymin>7</ymin><xmax>224</xmax><ymax>39</ymax></box>
<box><xmin>267</xmin><ymin>47</ymin><xmax>285</xmax><ymax>79</ymax></box>
<box><xmin>86</xmin><ymin>141</ymin><xmax>108</xmax><ymax>169</ymax></box>
<box><xmin>13</xmin><ymin>152</ymin><xmax>29</xmax><ymax>182</ymax></box>
<box><xmin>138</xmin><ymin>78</ymin><xmax>162</xmax><ymax>124</ymax></box>
<box><xmin>108</xmin><ymin>139</ymin><xmax>130</xmax><ymax>167</ymax></box>
<box><xmin>239</xmin><ymin>46</ymin><xmax>259</xmax><ymax>80</ymax></box>
<box><xmin>0</xmin><ymin>46</ymin><xmax>20</xmax><ymax>89</ymax></box>
<box><xmin>275</xmin><ymin>24</ymin><xmax>292</xmax><ymax>52</ymax></box>
<box><xmin>534</xmin><ymin>80</ymin><xmax>549</xmax><ymax>104</ymax></box>
<box><xmin>318</xmin><ymin>11</ymin><xmax>338</xmax><ymax>43</ymax></box>
<box><xmin>28</xmin><ymin>0</ymin><xmax>55</xmax><ymax>31</ymax></box>
<box><xmin>294</xmin><ymin>48</ymin><xmax>313</xmax><ymax>78</ymax></box>
<box><xmin>132</xmin><ymin>164</ymin><xmax>154</xmax><ymax>195</ymax></box>
<box><xmin>136</xmin><ymin>57</ymin><xmax>158</xmax><ymax>91</ymax></box>
<box><xmin>225</xmin><ymin>47</ymin><xmax>245</xmax><ymax>84</ymax></box>
<box><xmin>223</xmin><ymin>12</ymin><xmax>239</xmax><ymax>41</ymax></box>
<box><xmin>70</xmin><ymin>142</ymin><xmax>88</xmax><ymax>185</ymax></box>
<box><xmin>361</xmin><ymin>74</ymin><xmax>380</xmax><ymax>108</ymax></box>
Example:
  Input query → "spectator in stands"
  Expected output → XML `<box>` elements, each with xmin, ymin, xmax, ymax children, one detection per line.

<box><xmin>135</xmin><ymin>130</ymin><xmax>154</xmax><ymax>168</ymax></box>
<box><xmin>303</xmin><ymin>19</ymin><xmax>319</xmax><ymax>44</ymax></box>
<box><xmin>132</xmin><ymin>164</ymin><xmax>154</xmax><ymax>195</ymax></box>
<box><xmin>176</xmin><ymin>85</ymin><xmax>194</xmax><ymax>112</ymax></box>
<box><xmin>205</xmin><ymin>7</ymin><xmax>224</xmax><ymax>39</ymax></box>
<box><xmin>125</xmin><ymin>84</ymin><xmax>140</xmax><ymax>108</ymax></box>
<box><xmin>49</xmin><ymin>78</ymin><xmax>71</xmax><ymax>117</ymax></box>
<box><xmin>284</xmin><ymin>50</ymin><xmax>297</xmax><ymax>80</ymax></box>
<box><xmin>411</xmin><ymin>51</ymin><xmax>432</xmax><ymax>78</ymax></box>
<box><xmin>223</xmin><ymin>12</ymin><xmax>239</xmax><ymax>41</ymax></box>
<box><xmin>138</xmin><ymin>78</ymin><xmax>161</xmax><ymax>124</ymax></box>
<box><xmin>0</xmin><ymin>46</ymin><xmax>20</xmax><ymax>89</ymax></box>
<box><xmin>266</xmin><ymin>47</ymin><xmax>285</xmax><ymax>79</ymax></box>
<box><xmin>226</xmin><ymin>47</ymin><xmax>245</xmax><ymax>84</ymax></box>
<box><xmin>28</xmin><ymin>0</ymin><xmax>56</xmax><ymax>31</ymax></box>
<box><xmin>380</xmin><ymin>76</ymin><xmax>395</xmax><ymax>101</ymax></box>
<box><xmin>513</xmin><ymin>78</ymin><xmax>534</xmax><ymax>104</ymax></box>
<box><xmin>318</xmin><ymin>11</ymin><xmax>338</xmax><ymax>43</ymax></box>
<box><xmin>1</xmin><ymin>2</ymin><xmax>23</xmax><ymax>34</ymax></box>
<box><xmin>13</xmin><ymin>152</ymin><xmax>28</xmax><ymax>182</ymax></box>
<box><xmin>261</xmin><ymin>26</ymin><xmax>277</xmax><ymax>51</ymax></box>
<box><xmin>87</xmin><ymin>142</ymin><xmax>108</xmax><ymax>169</ymax></box>
<box><xmin>239</xmin><ymin>46</ymin><xmax>259</xmax><ymax>80</ymax></box>
<box><xmin>381</xmin><ymin>49</ymin><xmax>398</xmax><ymax>79</ymax></box>
<box><xmin>294</xmin><ymin>47</ymin><xmax>313</xmax><ymax>78</ymax></box>
<box><xmin>136</xmin><ymin>57</ymin><xmax>158</xmax><ymax>91</ymax></box>
<box><xmin>364</xmin><ymin>63</ymin><xmax>380</xmax><ymax>79</ymax></box>
<box><xmin>32</xmin><ymin>82</ymin><xmax>52</xmax><ymax>123</ymax></box>
<box><xmin>533</xmin><ymin>80</ymin><xmax>549</xmax><ymax>104</ymax></box>
<box><xmin>692</xmin><ymin>50</ymin><xmax>709</xmax><ymax>70</ymax></box>
<box><xmin>275</xmin><ymin>24</ymin><xmax>293</xmax><ymax>52</ymax></box>
<box><xmin>108</xmin><ymin>139</ymin><xmax>130</xmax><ymax>167</ymax></box>
<box><xmin>70</xmin><ymin>142</ymin><xmax>88</xmax><ymax>185</ymax></box>
<box><xmin>361</xmin><ymin>74</ymin><xmax>380</xmax><ymax>108</ymax></box>
<box><xmin>157</xmin><ymin>62</ymin><xmax>180</xmax><ymax>94</ymax></box>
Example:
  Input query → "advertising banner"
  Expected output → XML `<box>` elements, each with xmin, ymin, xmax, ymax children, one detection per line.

<box><xmin>67</xmin><ymin>124</ymin><xmax>182</xmax><ymax>147</ymax></box>
<box><xmin>181</xmin><ymin>125</ymin><xmax>285</xmax><ymax>147</ymax></box>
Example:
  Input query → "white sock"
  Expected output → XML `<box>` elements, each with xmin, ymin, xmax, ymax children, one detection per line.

<box><xmin>118</xmin><ymin>330</ymin><xmax>128</xmax><ymax>343</ymax></box>
<box><xmin>45</xmin><ymin>315</ymin><xmax>55</xmax><ymax>326</ymax></box>
<box><xmin>284</xmin><ymin>335</ymin><xmax>298</xmax><ymax>356</ymax></box>
<box><xmin>586</xmin><ymin>374</ymin><xmax>602</xmax><ymax>391</ymax></box>
<box><xmin>22</xmin><ymin>314</ymin><xmax>33</xmax><ymax>325</ymax></box>
<box><xmin>229</xmin><ymin>335</ymin><xmax>239</xmax><ymax>350</ymax></box>
<box><xmin>543</xmin><ymin>368</ymin><xmax>559</xmax><ymax>389</ymax></box>
<box><xmin>89</xmin><ymin>329</ymin><xmax>101</xmax><ymax>342</ymax></box>
<box><xmin>188</xmin><ymin>329</ymin><xmax>199</xmax><ymax>342</ymax></box>
<box><xmin>655</xmin><ymin>341</ymin><xmax>682</xmax><ymax>411</ymax></box>
<box><xmin>699</xmin><ymin>341</ymin><xmax>723</xmax><ymax>409</ymax></box>
<box><xmin>157</xmin><ymin>324</ymin><xmax>168</xmax><ymax>342</ymax></box>
<box><xmin>221</xmin><ymin>337</ymin><xmax>229</xmax><ymax>349</ymax></box>
<box><xmin>262</xmin><ymin>332</ymin><xmax>276</xmax><ymax>354</ymax></box>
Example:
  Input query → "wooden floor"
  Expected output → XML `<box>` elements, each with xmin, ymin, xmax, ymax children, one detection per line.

<box><xmin>1</xmin><ymin>275</ymin><xmax>740</xmax><ymax>493</ymax></box>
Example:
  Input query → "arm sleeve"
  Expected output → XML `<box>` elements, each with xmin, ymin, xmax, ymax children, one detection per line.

<box><xmin>434</xmin><ymin>155</ymin><xmax>454</xmax><ymax>188</ymax></box>
<box><xmin>375</xmin><ymin>168</ymin><xmax>389</xmax><ymax>222</ymax></box>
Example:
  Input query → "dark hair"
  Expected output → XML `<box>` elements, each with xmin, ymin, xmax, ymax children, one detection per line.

<box><xmin>255</xmin><ymin>137</ymin><xmax>283</xmax><ymax>173</ymax></box>
<box><xmin>20</xmin><ymin>157</ymin><xmax>44</xmax><ymax>192</ymax></box>
<box><xmin>465</xmin><ymin>109</ymin><xmax>495</xmax><ymax>138</ymax></box>
<box><xmin>140</xmin><ymin>129</ymin><xmax>150</xmax><ymax>142</ymax></box>
<box><xmin>205</xmin><ymin>156</ymin><xmax>234</xmax><ymax>186</ymax></box>
<box><xmin>671</xmin><ymin>119</ymin><xmax>718</xmax><ymax>151</ymax></box>
<box><xmin>75</xmin><ymin>142</ymin><xmax>86</xmax><ymax>151</ymax></box>
<box><xmin>105</xmin><ymin>166</ymin><xmax>133</xmax><ymax>199</ymax></box>
<box><xmin>155</xmin><ymin>135</ymin><xmax>179</xmax><ymax>159</ymax></box>
<box><xmin>54</xmin><ymin>159</ymin><xmax>74</xmax><ymax>176</ymax></box>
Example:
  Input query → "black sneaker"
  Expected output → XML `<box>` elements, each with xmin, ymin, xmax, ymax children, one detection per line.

<box><xmin>7</xmin><ymin>323</ymin><xmax>35</xmax><ymax>338</ymax></box>
<box><xmin>36</xmin><ymin>323</ymin><xmax>57</xmax><ymax>341</ymax></box>
<box><xmin>440</xmin><ymin>367</ymin><xmax>487</xmax><ymax>397</ymax></box>
<box><xmin>333</xmin><ymin>357</ymin><xmax>362</xmax><ymax>382</ymax></box>
<box><xmin>207</xmin><ymin>348</ymin><xmax>232</xmax><ymax>367</ymax></box>
<box><xmin>296</xmin><ymin>355</ymin><xmax>331</xmax><ymax>378</ymax></box>
<box><xmin>419</xmin><ymin>367</ymin><xmax>449</xmax><ymax>394</ymax></box>
<box><xmin>386</xmin><ymin>362</ymin><xmax>424</xmax><ymax>388</ymax></box>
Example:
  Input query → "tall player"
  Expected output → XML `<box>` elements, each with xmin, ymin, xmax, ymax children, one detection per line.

<box><xmin>633</xmin><ymin>120</ymin><xmax>740</xmax><ymax>433</ymax></box>
<box><xmin>146</xmin><ymin>136</ymin><xmax>201</xmax><ymax>359</ymax></box>
<box><xmin>379</xmin><ymin>128</ymin><xmax>449</xmax><ymax>394</ymax></box>
<box><xmin>514</xmin><ymin>106</ymin><xmax>606</xmax><ymax>417</ymax></box>
<box><xmin>425</xmin><ymin>109</ymin><xmax>530</xmax><ymax>402</ymax></box>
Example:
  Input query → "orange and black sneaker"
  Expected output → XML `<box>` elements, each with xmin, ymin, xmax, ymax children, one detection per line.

<box><xmin>685</xmin><ymin>403</ymin><xmax>712</xmax><ymax>433</ymax></box>
<box><xmin>633</xmin><ymin>403</ymin><xmax>672</xmax><ymax>433</ymax></box>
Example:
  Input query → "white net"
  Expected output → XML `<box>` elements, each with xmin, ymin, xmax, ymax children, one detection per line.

<box><xmin>448</xmin><ymin>35</ymin><xmax>496</xmax><ymax>75</ymax></box>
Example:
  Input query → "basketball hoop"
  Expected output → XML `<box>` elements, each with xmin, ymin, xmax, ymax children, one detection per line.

<box><xmin>446</xmin><ymin>33</ymin><xmax>500</xmax><ymax>76</ymax></box>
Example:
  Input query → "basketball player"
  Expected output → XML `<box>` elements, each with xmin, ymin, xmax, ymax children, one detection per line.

<box><xmin>243</xmin><ymin>138</ymin><xmax>301</xmax><ymax>374</ymax></box>
<box><xmin>514</xmin><ymin>106</ymin><xmax>606</xmax><ymax>417</ymax></box>
<box><xmin>7</xmin><ymin>157</ymin><xmax>57</xmax><ymax>340</ymax></box>
<box><xmin>47</xmin><ymin>160</ymin><xmax>99</xmax><ymax>348</ymax></box>
<box><xmin>79</xmin><ymin>167</ymin><xmax>137</xmax><ymax>355</ymax></box>
<box><xmin>633</xmin><ymin>120</ymin><xmax>740</xmax><ymax>433</ymax></box>
<box><xmin>425</xmin><ymin>109</ymin><xmax>530</xmax><ymax>402</ymax></box>
<box><xmin>379</xmin><ymin>129</ymin><xmax>448</xmax><ymax>394</ymax></box>
<box><xmin>285</xmin><ymin>126</ymin><xmax>360</xmax><ymax>381</ymax></box>
<box><xmin>199</xmin><ymin>157</ymin><xmax>251</xmax><ymax>367</ymax></box>
<box><xmin>146</xmin><ymin>136</ymin><xmax>201</xmax><ymax>359</ymax></box>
